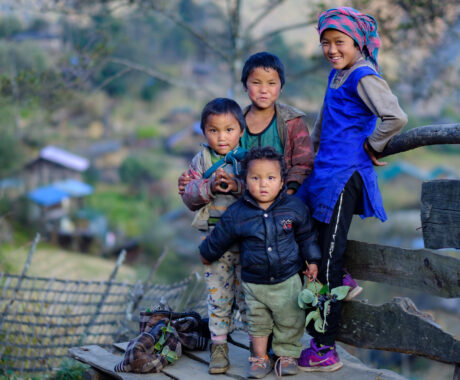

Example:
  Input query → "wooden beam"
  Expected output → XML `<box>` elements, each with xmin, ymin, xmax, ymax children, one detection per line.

<box><xmin>421</xmin><ymin>180</ymin><xmax>460</xmax><ymax>249</ymax></box>
<box><xmin>338</xmin><ymin>297</ymin><xmax>460</xmax><ymax>364</ymax></box>
<box><xmin>344</xmin><ymin>240</ymin><xmax>460</xmax><ymax>298</ymax></box>
<box><xmin>380</xmin><ymin>124</ymin><xmax>460</xmax><ymax>158</ymax></box>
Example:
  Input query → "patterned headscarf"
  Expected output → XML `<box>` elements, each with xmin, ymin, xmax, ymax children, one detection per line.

<box><xmin>317</xmin><ymin>7</ymin><xmax>381</xmax><ymax>71</ymax></box>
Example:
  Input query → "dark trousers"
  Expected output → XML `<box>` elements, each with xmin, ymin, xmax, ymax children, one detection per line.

<box><xmin>307</xmin><ymin>171</ymin><xmax>363</xmax><ymax>346</ymax></box>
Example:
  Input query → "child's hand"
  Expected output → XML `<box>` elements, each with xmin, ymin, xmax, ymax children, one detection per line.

<box><xmin>286</xmin><ymin>188</ymin><xmax>296</xmax><ymax>195</ymax></box>
<box><xmin>178</xmin><ymin>172</ymin><xmax>192</xmax><ymax>195</ymax></box>
<box><xmin>200</xmin><ymin>255</ymin><xmax>211</xmax><ymax>265</ymax></box>
<box><xmin>364</xmin><ymin>140</ymin><xmax>387</xmax><ymax>167</ymax></box>
<box><xmin>211</xmin><ymin>169</ymin><xmax>237</xmax><ymax>193</ymax></box>
<box><xmin>304</xmin><ymin>263</ymin><xmax>318</xmax><ymax>282</ymax></box>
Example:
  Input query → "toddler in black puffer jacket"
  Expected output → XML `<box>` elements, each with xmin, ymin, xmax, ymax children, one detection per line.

<box><xmin>200</xmin><ymin>146</ymin><xmax>321</xmax><ymax>379</ymax></box>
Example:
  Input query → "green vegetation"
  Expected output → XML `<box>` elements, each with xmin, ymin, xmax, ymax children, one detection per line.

<box><xmin>87</xmin><ymin>184</ymin><xmax>152</xmax><ymax>236</ymax></box>
<box><xmin>136</xmin><ymin>124</ymin><xmax>160</xmax><ymax>139</ymax></box>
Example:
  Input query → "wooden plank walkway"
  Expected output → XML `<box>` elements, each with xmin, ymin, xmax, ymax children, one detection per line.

<box><xmin>69</xmin><ymin>331</ymin><xmax>408</xmax><ymax>379</ymax></box>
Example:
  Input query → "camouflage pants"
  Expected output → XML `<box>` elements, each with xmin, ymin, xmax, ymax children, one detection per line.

<box><xmin>204</xmin><ymin>251</ymin><xmax>247</xmax><ymax>336</ymax></box>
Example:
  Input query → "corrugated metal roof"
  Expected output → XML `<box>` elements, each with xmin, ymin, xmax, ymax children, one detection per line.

<box><xmin>39</xmin><ymin>146</ymin><xmax>89</xmax><ymax>172</ymax></box>
<box><xmin>28</xmin><ymin>186</ymin><xmax>68</xmax><ymax>206</ymax></box>
<box><xmin>28</xmin><ymin>180</ymin><xmax>93</xmax><ymax>206</ymax></box>
<box><xmin>53</xmin><ymin>179</ymin><xmax>93</xmax><ymax>197</ymax></box>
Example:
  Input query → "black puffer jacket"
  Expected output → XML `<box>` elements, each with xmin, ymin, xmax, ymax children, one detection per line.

<box><xmin>200</xmin><ymin>189</ymin><xmax>321</xmax><ymax>284</ymax></box>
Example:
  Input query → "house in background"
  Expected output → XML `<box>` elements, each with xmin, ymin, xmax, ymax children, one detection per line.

<box><xmin>79</xmin><ymin>139</ymin><xmax>127</xmax><ymax>183</ymax></box>
<box><xmin>23</xmin><ymin>146</ymin><xmax>89</xmax><ymax>191</ymax></box>
<box><xmin>26</xmin><ymin>179</ymin><xmax>105</xmax><ymax>252</ymax></box>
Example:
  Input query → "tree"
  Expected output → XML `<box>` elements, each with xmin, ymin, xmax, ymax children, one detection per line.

<box><xmin>0</xmin><ymin>127</ymin><xmax>24</xmax><ymax>177</ymax></box>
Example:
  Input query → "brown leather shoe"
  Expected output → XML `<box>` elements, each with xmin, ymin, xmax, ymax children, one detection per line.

<box><xmin>209</xmin><ymin>343</ymin><xmax>229</xmax><ymax>374</ymax></box>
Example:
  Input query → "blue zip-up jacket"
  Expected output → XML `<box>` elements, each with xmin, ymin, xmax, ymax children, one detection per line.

<box><xmin>199</xmin><ymin>189</ymin><xmax>321</xmax><ymax>285</ymax></box>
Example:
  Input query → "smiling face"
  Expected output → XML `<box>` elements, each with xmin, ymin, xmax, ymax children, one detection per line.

<box><xmin>320</xmin><ymin>29</ymin><xmax>362</xmax><ymax>70</ymax></box>
<box><xmin>203</xmin><ymin>112</ymin><xmax>244</xmax><ymax>155</ymax></box>
<box><xmin>245</xmin><ymin>67</ymin><xmax>282</xmax><ymax>111</ymax></box>
<box><xmin>246</xmin><ymin>159</ymin><xmax>284</xmax><ymax>210</ymax></box>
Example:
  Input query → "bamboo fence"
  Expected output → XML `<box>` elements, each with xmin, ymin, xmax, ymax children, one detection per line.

<box><xmin>0</xmin><ymin>235</ymin><xmax>207</xmax><ymax>376</ymax></box>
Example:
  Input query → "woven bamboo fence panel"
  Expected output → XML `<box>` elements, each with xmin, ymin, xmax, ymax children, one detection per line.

<box><xmin>0</xmin><ymin>272</ymin><xmax>207</xmax><ymax>375</ymax></box>
<box><xmin>0</xmin><ymin>235</ymin><xmax>208</xmax><ymax>375</ymax></box>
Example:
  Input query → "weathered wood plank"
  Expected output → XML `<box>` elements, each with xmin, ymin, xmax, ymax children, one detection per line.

<box><xmin>184</xmin><ymin>337</ymin><xmax>408</xmax><ymax>380</ymax></box>
<box><xmin>229</xmin><ymin>330</ymin><xmax>250</xmax><ymax>348</ymax></box>
<box><xmin>380</xmin><ymin>124</ymin><xmax>460</xmax><ymax>158</ymax></box>
<box><xmin>161</xmin><ymin>352</ymin><xmax>235</xmax><ymax>380</ymax></box>
<box><xmin>68</xmin><ymin>346</ymin><xmax>171</xmax><ymax>379</ymax></box>
<box><xmin>344</xmin><ymin>240</ymin><xmax>460</xmax><ymax>298</ymax></box>
<box><xmin>338</xmin><ymin>297</ymin><xmax>460</xmax><ymax>364</ymax></box>
<box><xmin>113</xmin><ymin>334</ymin><xmax>407</xmax><ymax>379</ymax></box>
<box><xmin>185</xmin><ymin>340</ymin><xmax>249</xmax><ymax>379</ymax></box>
<box><xmin>421</xmin><ymin>180</ymin><xmax>460</xmax><ymax>249</ymax></box>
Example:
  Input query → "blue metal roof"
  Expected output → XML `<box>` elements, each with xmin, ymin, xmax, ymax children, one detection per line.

<box><xmin>53</xmin><ymin>179</ymin><xmax>93</xmax><ymax>197</ymax></box>
<box><xmin>28</xmin><ymin>186</ymin><xmax>69</xmax><ymax>206</ymax></box>
<box><xmin>28</xmin><ymin>180</ymin><xmax>93</xmax><ymax>206</ymax></box>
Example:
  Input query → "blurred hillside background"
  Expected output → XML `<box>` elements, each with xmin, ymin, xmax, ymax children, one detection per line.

<box><xmin>0</xmin><ymin>0</ymin><xmax>459</xmax><ymax>379</ymax></box>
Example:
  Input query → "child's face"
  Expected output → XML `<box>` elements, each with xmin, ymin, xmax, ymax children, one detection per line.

<box><xmin>246</xmin><ymin>159</ymin><xmax>283</xmax><ymax>210</ymax></box>
<box><xmin>320</xmin><ymin>29</ymin><xmax>362</xmax><ymax>70</ymax></box>
<box><xmin>203</xmin><ymin>112</ymin><xmax>243</xmax><ymax>155</ymax></box>
<box><xmin>245</xmin><ymin>67</ymin><xmax>281</xmax><ymax>111</ymax></box>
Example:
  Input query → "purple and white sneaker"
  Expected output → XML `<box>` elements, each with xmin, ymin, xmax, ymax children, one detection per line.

<box><xmin>343</xmin><ymin>270</ymin><xmax>363</xmax><ymax>301</ymax></box>
<box><xmin>298</xmin><ymin>339</ymin><xmax>343</xmax><ymax>372</ymax></box>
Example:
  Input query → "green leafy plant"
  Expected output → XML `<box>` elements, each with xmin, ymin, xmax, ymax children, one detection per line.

<box><xmin>49</xmin><ymin>358</ymin><xmax>89</xmax><ymax>380</ymax></box>
<box><xmin>153</xmin><ymin>322</ymin><xmax>179</xmax><ymax>364</ymax></box>
<box><xmin>298</xmin><ymin>280</ymin><xmax>350</xmax><ymax>333</ymax></box>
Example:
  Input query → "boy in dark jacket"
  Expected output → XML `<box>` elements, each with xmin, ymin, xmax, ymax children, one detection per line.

<box><xmin>200</xmin><ymin>146</ymin><xmax>321</xmax><ymax>379</ymax></box>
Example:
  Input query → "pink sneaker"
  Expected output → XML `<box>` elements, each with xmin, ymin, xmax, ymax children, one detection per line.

<box><xmin>343</xmin><ymin>270</ymin><xmax>363</xmax><ymax>301</ymax></box>
<box><xmin>298</xmin><ymin>339</ymin><xmax>343</xmax><ymax>372</ymax></box>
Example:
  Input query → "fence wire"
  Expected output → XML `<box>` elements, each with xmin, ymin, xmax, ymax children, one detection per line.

<box><xmin>0</xmin><ymin>271</ymin><xmax>207</xmax><ymax>375</ymax></box>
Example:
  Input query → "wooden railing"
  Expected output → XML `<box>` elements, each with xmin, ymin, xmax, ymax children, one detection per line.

<box><xmin>338</xmin><ymin>179</ymin><xmax>460</xmax><ymax>380</ymax></box>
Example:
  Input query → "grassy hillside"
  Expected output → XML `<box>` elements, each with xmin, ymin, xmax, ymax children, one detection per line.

<box><xmin>0</xmin><ymin>236</ymin><xmax>137</xmax><ymax>282</ymax></box>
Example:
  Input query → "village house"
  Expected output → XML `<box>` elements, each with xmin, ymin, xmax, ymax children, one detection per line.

<box><xmin>23</xmin><ymin>145</ymin><xmax>90</xmax><ymax>190</ymax></box>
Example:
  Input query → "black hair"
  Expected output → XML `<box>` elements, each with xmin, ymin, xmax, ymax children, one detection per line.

<box><xmin>242</xmin><ymin>146</ymin><xmax>286</xmax><ymax>182</ymax></box>
<box><xmin>200</xmin><ymin>97</ymin><xmax>246</xmax><ymax>133</ymax></box>
<box><xmin>240</xmin><ymin>52</ymin><xmax>285</xmax><ymax>89</ymax></box>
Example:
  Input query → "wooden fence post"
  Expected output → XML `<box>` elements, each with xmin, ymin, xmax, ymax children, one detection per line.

<box><xmin>421</xmin><ymin>179</ymin><xmax>460</xmax><ymax>249</ymax></box>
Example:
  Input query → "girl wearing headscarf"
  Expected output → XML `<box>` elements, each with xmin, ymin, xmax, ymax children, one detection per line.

<box><xmin>296</xmin><ymin>7</ymin><xmax>407</xmax><ymax>372</ymax></box>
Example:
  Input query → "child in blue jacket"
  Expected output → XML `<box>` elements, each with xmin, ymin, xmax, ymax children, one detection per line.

<box><xmin>200</xmin><ymin>146</ymin><xmax>321</xmax><ymax>378</ymax></box>
<box><xmin>296</xmin><ymin>7</ymin><xmax>407</xmax><ymax>373</ymax></box>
